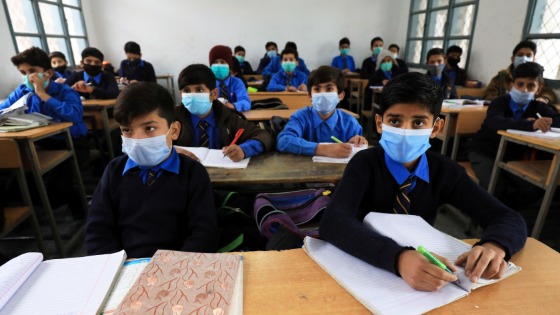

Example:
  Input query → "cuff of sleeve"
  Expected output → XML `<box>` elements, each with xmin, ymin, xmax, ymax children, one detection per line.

<box><xmin>393</xmin><ymin>246</ymin><xmax>415</xmax><ymax>277</ymax></box>
<box><xmin>303</xmin><ymin>143</ymin><xmax>319</xmax><ymax>156</ymax></box>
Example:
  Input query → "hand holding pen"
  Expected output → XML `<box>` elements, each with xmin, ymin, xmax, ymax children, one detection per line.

<box><xmin>534</xmin><ymin>113</ymin><xmax>552</xmax><ymax>132</ymax></box>
<box><xmin>222</xmin><ymin>129</ymin><xmax>245</xmax><ymax>161</ymax></box>
<box><xmin>397</xmin><ymin>246</ymin><xmax>459</xmax><ymax>292</ymax></box>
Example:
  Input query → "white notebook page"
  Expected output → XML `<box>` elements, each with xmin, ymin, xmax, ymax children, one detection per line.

<box><xmin>0</xmin><ymin>252</ymin><xmax>42</xmax><ymax>310</ymax></box>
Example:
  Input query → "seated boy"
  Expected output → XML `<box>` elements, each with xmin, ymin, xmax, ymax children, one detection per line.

<box><xmin>66</xmin><ymin>47</ymin><xmax>120</xmax><ymax>99</ymax></box>
<box><xmin>277</xmin><ymin>66</ymin><xmax>367</xmax><ymax>157</ymax></box>
<box><xmin>444</xmin><ymin>45</ymin><xmax>467</xmax><ymax>86</ymax></box>
<box><xmin>360</xmin><ymin>36</ymin><xmax>383</xmax><ymax>80</ymax></box>
<box><xmin>262</xmin><ymin>42</ymin><xmax>310</xmax><ymax>76</ymax></box>
<box><xmin>256</xmin><ymin>41</ymin><xmax>278</xmax><ymax>75</ymax></box>
<box><xmin>175</xmin><ymin>64</ymin><xmax>273</xmax><ymax>161</ymax></box>
<box><xmin>49</xmin><ymin>51</ymin><xmax>72</xmax><ymax>83</ymax></box>
<box><xmin>469</xmin><ymin>62</ymin><xmax>559</xmax><ymax>198</ymax></box>
<box><xmin>209</xmin><ymin>45</ymin><xmax>251</xmax><ymax>112</ymax></box>
<box><xmin>388</xmin><ymin>44</ymin><xmax>409</xmax><ymax>73</ymax></box>
<box><xmin>233</xmin><ymin>45</ymin><xmax>254</xmax><ymax>75</ymax></box>
<box><xmin>117</xmin><ymin>41</ymin><xmax>157</xmax><ymax>83</ymax></box>
<box><xmin>331</xmin><ymin>37</ymin><xmax>356</xmax><ymax>73</ymax></box>
<box><xmin>320</xmin><ymin>72</ymin><xmax>527</xmax><ymax>292</ymax></box>
<box><xmin>86</xmin><ymin>82</ymin><xmax>219</xmax><ymax>257</ymax></box>
<box><xmin>425</xmin><ymin>48</ymin><xmax>457</xmax><ymax>99</ymax></box>
<box><xmin>266</xmin><ymin>48</ymin><xmax>308</xmax><ymax>92</ymax></box>
<box><xmin>363</xmin><ymin>49</ymin><xmax>406</xmax><ymax>108</ymax></box>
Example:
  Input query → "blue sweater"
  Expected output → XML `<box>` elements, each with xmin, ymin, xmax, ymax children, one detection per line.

<box><xmin>262</xmin><ymin>56</ymin><xmax>310</xmax><ymax>76</ymax></box>
<box><xmin>216</xmin><ymin>75</ymin><xmax>251</xmax><ymax>112</ymax></box>
<box><xmin>118</xmin><ymin>59</ymin><xmax>157</xmax><ymax>82</ymax></box>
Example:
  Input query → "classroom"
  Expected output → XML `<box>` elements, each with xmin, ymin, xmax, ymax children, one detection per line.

<box><xmin>0</xmin><ymin>0</ymin><xmax>560</xmax><ymax>314</ymax></box>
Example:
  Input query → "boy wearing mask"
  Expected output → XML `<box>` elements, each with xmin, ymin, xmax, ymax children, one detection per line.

<box><xmin>388</xmin><ymin>44</ymin><xmax>409</xmax><ymax>73</ymax></box>
<box><xmin>425</xmin><ymin>48</ymin><xmax>457</xmax><ymax>99</ymax></box>
<box><xmin>360</xmin><ymin>36</ymin><xmax>384</xmax><ymax>80</ymax></box>
<box><xmin>262</xmin><ymin>42</ymin><xmax>310</xmax><ymax>76</ymax></box>
<box><xmin>444</xmin><ymin>45</ymin><xmax>467</xmax><ymax>86</ymax></box>
<box><xmin>209</xmin><ymin>45</ymin><xmax>251</xmax><ymax>112</ymax></box>
<box><xmin>118</xmin><ymin>41</ymin><xmax>157</xmax><ymax>84</ymax></box>
<box><xmin>233</xmin><ymin>45</ymin><xmax>254</xmax><ymax>75</ymax></box>
<box><xmin>256</xmin><ymin>41</ymin><xmax>278</xmax><ymax>75</ymax></box>
<box><xmin>66</xmin><ymin>47</ymin><xmax>120</xmax><ymax>99</ymax></box>
<box><xmin>266</xmin><ymin>48</ymin><xmax>308</xmax><ymax>92</ymax></box>
<box><xmin>331</xmin><ymin>37</ymin><xmax>356</xmax><ymax>73</ymax></box>
<box><xmin>49</xmin><ymin>51</ymin><xmax>72</xmax><ymax>83</ymax></box>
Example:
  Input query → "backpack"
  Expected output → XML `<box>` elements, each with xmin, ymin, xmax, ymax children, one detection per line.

<box><xmin>258</xmin><ymin>115</ymin><xmax>288</xmax><ymax>140</ymax></box>
<box><xmin>250</xmin><ymin>98</ymin><xmax>289</xmax><ymax>110</ymax></box>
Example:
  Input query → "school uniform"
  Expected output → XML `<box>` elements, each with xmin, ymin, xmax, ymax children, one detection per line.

<box><xmin>276</xmin><ymin>107</ymin><xmax>363</xmax><ymax>156</ymax></box>
<box><xmin>117</xmin><ymin>59</ymin><xmax>156</xmax><ymax>82</ymax></box>
<box><xmin>363</xmin><ymin>66</ymin><xmax>406</xmax><ymax>110</ymax></box>
<box><xmin>266</xmin><ymin>69</ymin><xmax>308</xmax><ymax>92</ymax></box>
<box><xmin>256</xmin><ymin>54</ymin><xmax>273</xmax><ymax>74</ymax></box>
<box><xmin>54</xmin><ymin>69</ymin><xmax>73</xmax><ymax>80</ymax></box>
<box><xmin>360</xmin><ymin>55</ymin><xmax>377</xmax><ymax>79</ymax></box>
<box><xmin>331</xmin><ymin>55</ymin><xmax>356</xmax><ymax>72</ymax></box>
<box><xmin>426</xmin><ymin>71</ymin><xmax>457</xmax><ymax>99</ymax></box>
<box><xmin>484</xmin><ymin>65</ymin><xmax>557</xmax><ymax>103</ymax></box>
<box><xmin>86</xmin><ymin>148</ymin><xmax>219</xmax><ymax>258</ymax></box>
<box><xmin>320</xmin><ymin>146</ymin><xmax>527</xmax><ymax>275</ymax></box>
<box><xmin>215</xmin><ymin>75</ymin><xmax>251</xmax><ymax>112</ymax></box>
<box><xmin>262</xmin><ymin>56</ymin><xmax>311</xmax><ymax>76</ymax></box>
<box><xmin>66</xmin><ymin>70</ymin><xmax>120</xmax><ymax>99</ymax></box>
<box><xmin>174</xmin><ymin>100</ymin><xmax>273</xmax><ymax>156</ymax></box>
<box><xmin>396</xmin><ymin>58</ymin><xmax>409</xmax><ymax>73</ymax></box>
<box><xmin>238</xmin><ymin>61</ymin><xmax>254</xmax><ymax>75</ymax></box>
<box><xmin>445</xmin><ymin>65</ymin><xmax>467</xmax><ymax>86</ymax></box>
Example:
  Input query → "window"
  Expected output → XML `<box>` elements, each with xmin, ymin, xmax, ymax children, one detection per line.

<box><xmin>405</xmin><ymin>0</ymin><xmax>479</xmax><ymax>70</ymax></box>
<box><xmin>524</xmin><ymin>0</ymin><xmax>560</xmax><ymax>80</ymax></box>
<box><xmin>3</xmin><ymin>0</ymin><xmax>89</xmax><ymax>66</ymax></box>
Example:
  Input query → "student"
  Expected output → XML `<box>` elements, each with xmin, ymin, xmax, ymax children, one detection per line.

<box><xmin>175</xmin><ymin>64</ymin><xmax>273</xmax><ymax>161</ymax></box>
<box><xmin>484</xmin><ymin>40</ymin><xmax>556</xmax><ymax>103</ymax></box>
<box><xmin>444</xmin><ymin>45</ymin><xmax>467</xmax><ymax>86</ymax></box>
<box><xmin>262</xmin><ymin>42</ymin><xmax>310</xmax><ymax>76</ymax></box>
<box><xmin>233</xmin><ymin>45</ymin><xmax>254</xmax><ymax>75</ymax></box>
<box><xmin>266</xmin><ymin>48</ymin><xmax>308</xmax><ymax>92</ymax></box>
<box><xmin>360</xmin><ymin>36</ymin><xmax>384</xmax><ymax>79</ymax></box>
<box><xmin>117</xmin><ymin>41</ymin><xmax>156</xmax><ymax>84</ymax></box>
<box><xmin>256</xmin><ymin>41</ymin><xmax>278</xmax><ymax>75</ymax></box>
<box><xmin>48</xmin><ymin>51</ymin><xmax>72</xmax><ymax>82</ymax></box>
<box><xmin>231</xmin><ymin>57</ymin><xmax>249</xmax><ymax>89</ymax></box>
<box><xmin>86</xmin><ymin>82</ymin><xmax>219</xmax><ymax>257</ymax></box>
<box><xmin>320</xmin><ymin>72</ymin><xmax>527</xmax><ymax>292</ymax></box>
<box><xmin>66</xmin><ymin>47</ymin><xmax>120</xmax><ymax>99</ymax></box>
<box><xmin>388</xmin><ymin>44</ymin><xmax>409</xmax><ymax>73</ymax></box>
<box><xmin>209</xmin><ymin>45</ymin><xmax>251</xmax><ymax>112</ymax></box>
<box><xmin>331</xmin><ymin>37</ymin><xmax>356</xmax><ymax>73</ymax></box>
<box><xmin>363</xmin><ymin>49</ymin><xmax>406</xmax><ymax>108</ymax></box>
<box><xmin>277</xmin><ymin>66</ymin><xmax>366</xmax><ymax>157</ymax></box>
<box><xmin>469</xmin><ymin>62</ymin><xmax>559</xmax><ymax>198</ymax></box>
<box><xmin>426</xmin><ymin>48</ymin><xmax>457</xmax><ymax>99</ymax></box>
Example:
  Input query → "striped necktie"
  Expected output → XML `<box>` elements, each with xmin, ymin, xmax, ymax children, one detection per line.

<box><xmin>393</xmin><ymin>177</ymin><xmax>414</xmax><ymax>214</ymax></box>
<box><xmin>220</xmin><ymin>81</ymin><xmax>229</xmax><ymax>100</ymax></box>
<box><xmin>146</xmin><ymin>170</ymin><xmax>157</xmax><ymax>186</ymax></box>
<box><xmin>198</xmin><ymin>120</ymin><xmax>210</xmax><ymax>148</ymax></box>
<box><xmin>342</xmin><ymin>56</ymin><xmax>347</xmax><ymax>69</ymax></box>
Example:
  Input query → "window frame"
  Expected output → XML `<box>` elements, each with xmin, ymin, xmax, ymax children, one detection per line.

<box><xmin>2</xmin><ymin>0</ymin><xmax>89</xmax><ymax>66</ymax></box>
<box><xmin>523</xmin><ymin>0</ymin><xmax>560</xmax><ymax>40</ymax></box>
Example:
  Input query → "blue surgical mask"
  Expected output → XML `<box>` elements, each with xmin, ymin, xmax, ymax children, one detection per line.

<box><xmin>182</xmin><ymin>92</ymin><xmax>212</xmax><ymax>116</ymax></box>
<box><xmin>427</xmin><ymin>64</ymin><xmax>445</xmax><ymax>78</ymax></box>
<box><xmin>380</xmin><ymin>61</ymin><xmax>393</xmax><ymax>72</ymax></box>
<box><xmin>235</xmin><ymin>55</ymin><xmax>245</xmax><ymax>63</ymax></box>
<box><xmin>312</xmin><ymin>92</ymin><xmax>339</xmax><ymax>115</ymax></box>
<box><xmin>514</xmin><ymin>56</ymin><xmax>533</xmax><ymax>68</ymax></box>
<box><xmin>267</xmin><ymin>50</ymin><xmax>277</xmax><ymax>59</ymax></box>
<box><xmin>282</xmin><ymin>61</ymin><xmax>296</xmax><ymax>73</ymax></box>
<box><xmin>122</xmin><ymin>129</ymin><xmax>171</xmax><ymax>167</ymax></box>
<box><xmin>22</xmin><ymin>73</ymin><xmax>49</xmax><ymax>91</ymax></box>
<box><xmin>211</xmin><ymin>64</ymin><xmax>230</xmax><ymax>80</ymax></box>
<box><xmin>509</xmin><ymin>87</ymin><xmax>534</xmax><ymax>105</ymax></box>
<box><xmin>340</xmin><ymin>48</ymin><xmax>350</xmax><ymax>55</ymax></box>
<box><xmin>373</xmin><ymin>47</ymin><xmax>383</xmax><ymax>56</ymax></box>
<box><xmin>379</xmin><ymin>124</ymin><xmax>433</xmax><ymax>163</ymax></box>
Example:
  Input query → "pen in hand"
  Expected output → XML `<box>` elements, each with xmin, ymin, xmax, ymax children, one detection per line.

<box><xmin>223</xmin><ymin>128</ymin><xmax>245</xmax><ymax>158</ymax></box>
<box><xmin>417</xmin><ymin>246</ymin><xmax>461</xmax><ymax>285</ymax></box>
<box><xmin>536</xmin><ymin>113</ymin><xmax>543</xmax><ymax>119</ymax></box>
<box><xmin>331</xmin><ymin>135</ymin><xmax>343</xmax><ymax>144</ymax></box>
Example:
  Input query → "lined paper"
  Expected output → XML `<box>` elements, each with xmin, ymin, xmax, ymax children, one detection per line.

<box><xmin>312</xmin><ymin>144</ymin><xmax>368</xmax><ymax>163</ymax></box>
<box><xmin>174</xmin><ymin>146</ymin><xmax>250</xmax><ymax>168</ymax></box>
<box><xmin>0</xmin><ymin>252</ymin><xmax>42</xmax><ymax>310</ymax></box>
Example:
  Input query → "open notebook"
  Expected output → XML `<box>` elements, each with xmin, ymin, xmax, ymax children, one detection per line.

<box><xmin>303</xmin><ymin>213</ymin><xmax>521</xmax><ymax>315</ymax></box>
<box><xmin>174</xmin><ymin>146</ymin><xmax>250</xmax><ymax>169</ymax></box>
<box><xmin>312</xmin><ymin>144</ymin><xmax>368</xmax><ymax>163</ymax></box>
<box><xmin>0</xmin><ymin>250</ymin><xmax>126</xmax><ymax>315</ymax></box>
<box><xmin>506</xmin><ymin>129</ymin><xmax>560</xmax><ymax>139</ymax></box>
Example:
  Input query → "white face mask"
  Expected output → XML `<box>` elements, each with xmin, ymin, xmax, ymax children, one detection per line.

<box><xmin>121</xmin><ymin>128</ymin><xmax>171</xmax><ymax>166</ymax></box>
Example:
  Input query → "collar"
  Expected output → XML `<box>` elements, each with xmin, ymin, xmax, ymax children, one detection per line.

<box><xmin>371</xmin><ymin>55</ymin><xmax>377</xmax><ymax>62</ymax></box>
<box><xmin>127</xmin><ymin>59</ymin><xmax>145</xmax><ymax>67</ymax></box>
<box><xmin>219</xmin><ymin>75</ymin><xmax>233</xmax><ymax>85</ymax></box>
<box><xmin>123</xmin><ymin>147</ymin><xmax>180</xmax><ymax>175</ymax></box>
<box><xmin>84</xmin><ymin>71</ymin><xmax>102</xmax><ymax>84</ymax></box>
<box><xmin>384</xmin><ymin>151</ymin><xmax>430</xmax><ymax>185</ymax></box>
<box><xmin>382</xmin><ymin>70</ymin><xmax>392</xmax><ymax>78</ymax></box>
<box><xmin>509</xmin><ymin>96</ymin><xmax>529</xmax><ymax>113</ymax></box>
<box><xmin>311</xmin><ymin>107</ymin><xmax>339</xmax><ymax>129</ymax></box>
<box><xmin>191</xmin><ymin>109</ymin><xmax>217</xmax><ymax>128</ymax></box>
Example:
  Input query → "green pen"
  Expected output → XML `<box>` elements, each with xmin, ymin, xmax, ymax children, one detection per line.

<box><xmin>417</xmin><ymin>246</ymin><xmax>461</xmax><ymax>284</ymax></box>
<box><xmin>331</xmin><ymin>135</ymin><xmax>343</xmax><ymax>144</ymax></box>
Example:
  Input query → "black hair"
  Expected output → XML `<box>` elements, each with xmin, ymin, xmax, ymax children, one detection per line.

<box><xmin>371</xmin><ymin>37</ymin><xmax>384</xmax><ymax>48</ymax></box>
<box><xmin>234</xmin><ymin>46</ymin><xmax>245</xmax><ymax>53</ymax></box>
<box><xmin>48</xmin><ymin>51</ymin><xmax>67</xmax><ymax>61</ymax></box>
<box><xmin>124</xmin><ymin>41</ymin><xmax>141</xmax><ymax>54</ymax></box>
<box><xmin>265</xmin><ymin>41</ymin><xmax>277</xmax><ymax>50</ymax></box>
<box><xmin>81</xmin><ymin>47</ymin><xmax>104</xmax><ymax>61</ymax></box>
<box><xmin>446</xmin><ymin>45</ymin><xmax>463</xmax><ymax>55</ymax></box>
<box><xmin>11</xmin><ymin>47</ymin><xmax>51</xmax><ymax>70</ymax></box>
<box><xmin>339</xmin><ymin>37</ymin><xmax>350</xmax><ymax>46</ymax></box>
<box><xmin>178</xmin><ymin>64</ymin><xmax>216</xmax><ymax>91</ymax></box>
<box><xmin>388</xmin><ymin>44</ymin><xmax>400</xmax><ymax>52</ymax></box>
<box><xmin>285</xmin><ymin>41</ymin><xmax>297</xmax><ymax>51</ymax></box>
<box><xmin>426</xmin><ymin>47</ymin><xmax>445</xmax><ymax>62</ymax></box>
<box><xmin>512</xmin><ymin>62</ymin><xmax>544</xmax><ymax>84</ymax></box>
<box><xmin>114</xmin><ymin>82</ymin><xmax>175</xmax><ymax>126</ymax></box>
<box><xmin>280</xmin><ymin>48</ymin><xmax>298</xmax><ymax>60</ymax></box>
<box><xmin>379</xmin><ymin>72</ymin><xmax>443</xmax><ymax>118</ymax></box>
<box><xmin>307</xmin><ymin>66</ymin><xmax>344</xmax><ymax>94</ymax></box>
<box><xmin>512</xmin><ymin>40</ymin><xmax>537</xmax><ymax>56</ymax></box>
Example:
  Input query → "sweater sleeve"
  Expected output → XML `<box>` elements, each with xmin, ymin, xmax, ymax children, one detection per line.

<box><xmin>0</xmin><ymin>85</ymin><xmax>26</xmax><ymax>109</ymax></box>
<box><xmin>44</xmin><ymin>85</ymin><xmax>83</xmax><ymax>124</ymax></box>
<box><xmin>485</xmin><ymin>97</ymin><xmax>535</xmax><ymax>131</ymax></box>
<box><xmin>231</xmin><ymin>78</ymin><xmax>250</xmax><ymax>112</ymax></box>
<box><xmin>91</xmin><ymin>73</ymin><xmax>120</xmax><ymax>99</ymax></box>
<box><xmin>266</xmin><ymin>73</ymin><xmax>286</xmax><ymax>92</ymax></box>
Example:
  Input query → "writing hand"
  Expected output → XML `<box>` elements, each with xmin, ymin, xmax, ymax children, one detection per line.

<box><xmin>533</xmin><ymin>117</ymin><xmax>552</xmax><ymax>132</ymax></box>
<box><xmin>455</xmin><ymin>242</ymin><xmax>507</xmax><ymax>283</ymax></box>
<box><xmin>398</xmin><ymin>250</ymin><xmax>458</xmax><ymax>291</ymax></box>
<box><xmin>222</xmin><ymin>145</ymin><xmax>245</xmax><ymax>162</ymax></box>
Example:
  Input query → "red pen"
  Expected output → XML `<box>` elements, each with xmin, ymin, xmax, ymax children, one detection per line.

<box><xmin>223</xmin><ymin>128</ymin><xmax>245</xmax><ymax>157</ymax></box>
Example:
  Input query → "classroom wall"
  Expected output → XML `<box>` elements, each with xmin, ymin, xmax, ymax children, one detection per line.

<box><xmin>0</xmin><ymin>1</ymin><xmax>20</xmax><ymax>98</ymax></box>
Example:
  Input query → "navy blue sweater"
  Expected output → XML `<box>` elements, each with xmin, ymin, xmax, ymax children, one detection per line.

<box><xmin>118</xmin><ymin>59</ymin><xmax>157</xmax><ymax>82</ymax></box>
<box><xmin>86</xmin><ymin>154</ymin><xmax>219</xmax><ymax>258</ymax></box>
<box><xmin>320</xmin><ymin>146</ymin><xmax>527</xmax><ymax>274</ymax></box>
<box><xmin>66</xmin><ymin>70</ymin><xmax>120</xmax><ymax>99</ymax></box>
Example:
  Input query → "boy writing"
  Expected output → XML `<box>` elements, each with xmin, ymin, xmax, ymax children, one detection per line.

<box><xmin>66</xmin><ymin>47</ymin><xmax>120</xmax><ymax>99</ymax></box>
<box><xmin>233</xmin><ymin>45</ymin><xmax>254</xmax><ymax>75</ymax></box>
<box><xmin>360</xmin><ymin>36</ymin><xmax>384</xmax><ymax>79</ymax></box>
<box><xmin>426</xmin><ymin>48</ymin><xmax>457</xmax><ymax>99</ymax></box>
<box><xmin>209</xmin><ymin>45</ymin><xmax>251</xmax><ymax>112</ymax></box>
<box><xmin>331</xmin><ymin>37</ymin><xmax>356</xmax><ymax>73</ymax></box>
<box><xmin>175</xmin><ymin>64</ymin><xmax>273</xmax><ymax>162</ymax></box>
<box><xmin>276</xmin><ymin>66</ymin><xmax>366</xmax><ymax>157</ymax></box>
<box><xmin>86</xmin><ymin>82</ymin><xmax>219</xmax><ymax>257</ymax></box>
<box><xmin>117</xmin><ymin>41</ymin><xmax>157</xmax><ymax>84</ymax></box>
<box><xmin>320</xmin><ymin>72</ymin><xmax>527</xmax><ymax>292</ymax></box>
<box><xmin>256</xmin><ymin>41</ymin><xmax>278</xmax><ymax>75</ymax></box>
<box><xmin>49</xmin><ymin>51</ymin><xmax>72</xmax><ymax>83</ymax></box>
<box><xmin>266</xmin><ymin>48</ymin><xmax>308</xmax><ymax>92</ymax></box>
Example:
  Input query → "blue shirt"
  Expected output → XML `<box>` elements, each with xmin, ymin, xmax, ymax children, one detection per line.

<box><xmin>262</xmin><ymin>56</ymin><xmax>311</xmax><ymax>76</ymax></box>
<box><xmin>216</xmin><ymin>75</ymin><xmax>251</xmax><ymax>112</ymax></box>
<box><xmin>84</xmin><ymin>71</ymin><xmax>102</xmax><ymax>85</ymax></box>
<box><xmin>446</xmin><ymin>66</ymin><xmax>457</xmax><ymax>85</ymax></box>
<box><xmin>123</xmin><ymin>147</ymin><xmax>180</xmax><ymax>184</ymax></box>
<box><xmin>384</xmin><ymin>152</ymin><xmax>430</xmax><ymax>191</ymax></box>
<box><xmin>509</xmin><ymin>98</ymin><xmax>529</xmax><ymax>121</ymax></box>
<box><xmin>277</xmin><ymin>106</ymin><xmax>363</xmax><ymax>156</ymax></box>
<box><xmin>0</xmin><ymin>82</ymin><xmax>87</xmax><ymax>138</ymax></box>
<box><xmin>331</xmin><ymin>55</ymin><xmax>356</xmax><ymax>72</ymax></box>
<box><xmin>266</xmin><ymin>69</ymin><xmax>308</xmax><ymax>92</ymax></box>
<box><xmin>382</xmin><ymin>70</ymin><xmax>392</xmax><ymax>80</ymax></box>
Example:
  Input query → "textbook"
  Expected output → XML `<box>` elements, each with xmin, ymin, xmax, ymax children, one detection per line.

<box><xmin>0</xmin><ymin>250</ymin><xmax>126</xmax><ymax>315</ymax></box>
<box><xmin>101</xmin><ymin>258</ymin><xmax>151</xmax><ymax>314</ymax></box>
<box><xmin>312</xmin><ymin>144</ymin><xmax>368</xmax><ymax>163</ymax></box>
<box><xmin>303</xmin><ymin>213</ymin><xmax>521</xmax><ymax>315</ymax></box>
<box><xmin>114</xmin><ymin>250</ymin><xmax>243</xmax><ymax>315</ymax></box>
<box><xmin>175</xmin><ymin>146</ymin><xmax>250</xmax><ymax>169</ymax></box>
<box><xmin>506</xmin><ymin>129</ymin><xmax>560</xmax><ymax>139</ymax></box>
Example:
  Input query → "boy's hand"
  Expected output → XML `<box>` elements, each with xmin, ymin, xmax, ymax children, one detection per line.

<box><xmin>222</xmin><ymin>145</ymin><xmax>245</xmax><ymax>162</ymax></box>
<box><xmin>316</xmin><ymin>143</ymin><xmax>352</xmax><ymax>158</ymax></box>
<box><xmin>398</xmin><ymin>250</ymin><xmax>459</xmax><ymax>291</ymax></box>
<box><xmin>382</xmin><ymin>79</ymin><xmax>389</xmax><ymax>85</ymax></box>
<box><xmin>175</xmin><ymin>147</ymin><xmax>200</xmax><ymax>162</ymax></box>
<box><xmin>348</xmin><ymin>135</ymin><xmax>368</xmax><ymax>146</ymax></box>
<box><xmin>455</xmin><ymin>242</ymin><xmax>507</xmax><ymax>283</ymax></box>
<box><xmin>72</xmin><ymin>80</ymin><xmax>93</xmax><ymax>94</ymax></box>
<box><xmin>286</xmin><ymin>86</ymin><xmax>298</xmax><ymax>92</ymax></box>
<box><xmin>55</xmin><ymin>77</ymin><xmax>66</xmax><ymax>84</ymax></box>
<box><xmin>29</xmin><ymin>73</ymin><xmax>51</xmax><ymax>101</ymax></box>
<box><xmin>298</xmin><ymin>83</ymin><xmax>308</xmax><ymax>92</ymax></box>
<box><xmin>533</xmin><ymin>117</ymin><xmax>552</xmax><ymax>132</ymax></box>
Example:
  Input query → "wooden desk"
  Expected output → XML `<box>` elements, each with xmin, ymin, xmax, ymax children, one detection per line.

<box><xmin>249</xmin><ymin>92</ymin><xmax>309</xmax><ymax>110</ymax></box>
<box><xmin>206</xmin><ymin>152</ymin><xmax>347</xmax><ymax>186</ymax></box>
<box><xmin>247</xmin><ymin>80</ymin><xmax>263</xmax><ymax>88</ymax></box>
<box><xmin>457</xmin><ymin>87</ymin><xmax>485</xmax><ymax>99</ymax></box>
<box><xmin>242</xmin><ymin>238</ymin><xmax>560</xmax><ymax>314</ymax></box>
<box><xmin>243</xmin><ymin>108</ymin><xmax>359</xmax><ymax>121</ymax></box>
<box><xmin>489</xmin><ymin>130</ymin><xmax>560</xmax><ymax>238</ymax></box>
<box><xmin>0</xmin><ymin>123</ymin><xmax>87</xmax><ymax>257</ymax></box>
<box><xmin>244</xmin><ymin>74</ymin><xmax>263</xmax><ymax>82</ymax></box>
<box><xmin>82</xmin><ymin>99</ymin><xmax>118</xmax><ymax>159</ymax></box>
<box><xmin>436</xmin><ymin>105</ymin><xmax>487</xmax><ymax>160</ymax></box>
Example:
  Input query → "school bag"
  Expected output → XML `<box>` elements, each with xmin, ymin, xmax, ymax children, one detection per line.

<box><xmin>250</xmin><ymin>97</ymin><xmax>289</xmax><ymax>110</ymax></box>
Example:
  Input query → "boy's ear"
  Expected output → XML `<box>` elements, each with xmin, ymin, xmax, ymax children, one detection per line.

<box><xmin>170</xmin><ymin>121</ymin><xmax>181</xmax><ymax>141</ymax></box>
<box><xmin>210</xmin><ymin>88</ymin><xmax>219</xmax><ymax>101</ymax></box>
<box><xmin>429</xmin><ymin>117</ymin><xmax>444</xmax><ymax>139</ymax></box>
<box><xmin>375</xmin><ymin>114</ymin><xmax>383</xmax><ymax>134</ymax></box>
<box><xmin>338</xmin><ymin>90</ymin><xmax>345</xmax><ymax>101</ymax></box>
<box><xmin>511</xmin><ymin>55</ymin><xmax>515</xmax><ymax>65</ymax></box>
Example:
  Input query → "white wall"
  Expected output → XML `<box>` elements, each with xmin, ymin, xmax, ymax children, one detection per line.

<box><xmin>0</xmin><ymin>1</ymin><xmax>22</xmax><ymax>98</ymax></box>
